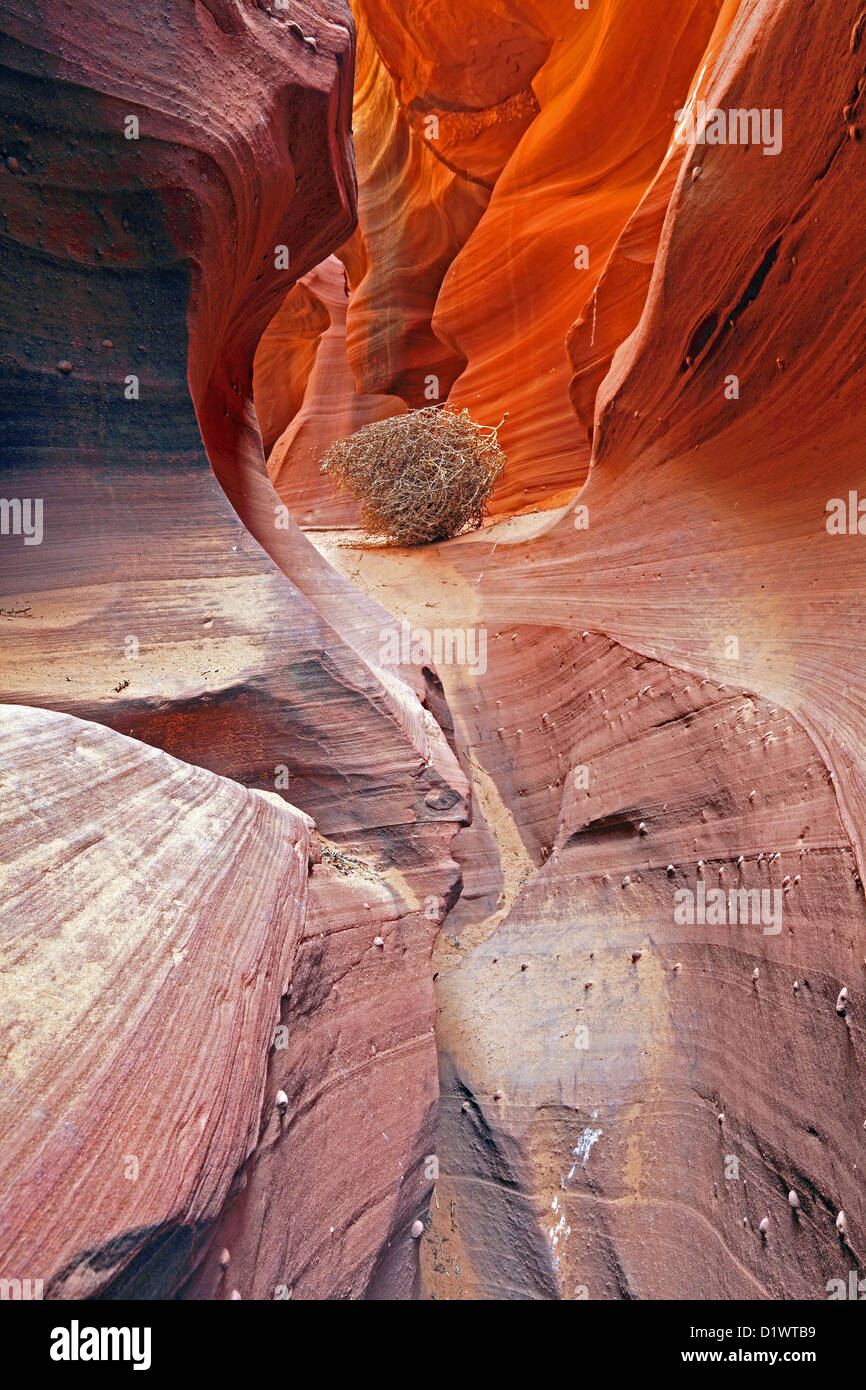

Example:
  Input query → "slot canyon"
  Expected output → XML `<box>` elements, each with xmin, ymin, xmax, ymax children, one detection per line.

<box><xmin>1</xmin><ymin>0</ymin><xmax>866</xmax><ymax>1310</ymax></box>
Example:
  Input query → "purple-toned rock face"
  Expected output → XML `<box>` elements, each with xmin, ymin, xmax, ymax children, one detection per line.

<box><xmin>253</xmin><ymin>0</ymin><xmax>866</xmax><ymax>1302</ymax></box>
<box><xmin>3</xmin><ymin>0</ymin><xmax>866</xmax><ymax>1309</ymax></box>
<box><xmin>0</xmin><ymin>0</ymin><xmax>467</xmax><ymax>1300</ymax></box>
<box><xmin>1</xmin><ymin>0</ymin><xmax>356</xmax><ymax>569</ymax></box>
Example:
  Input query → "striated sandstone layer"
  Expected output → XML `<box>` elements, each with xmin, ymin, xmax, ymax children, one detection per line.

<box><xmin>254</xmin><ymin>0</ymin><xmax>495</xmax><ymax>524</ymax></box>
<box><xmin>0</xmin><ymin>0</ymin><xmax>467</xmax><ymax>1299</ymax></box>
<box><xmin>0</xmin><ymin>705</ymin><xmax>312</xmax><ymax>1298</ymax></box>
<box><xmin>310</xmin><ymin>0</ymin><xmax>866</xmax><ymax>1299</ymax></box>
<box><xmin>434</xmin><ymin>0</ymin><xmax>730</xmax><ymax>511</ymax></box>
<box><xmin>567</xmin><ymin>0</ymin><xmax>743</xmax><ymax>440</ymax></box>
<box><xmin>257</xmin><ymin>0</ymin><xmax>731</xmax><ymax>521</ymax></box>
<box><xmin>434</xmin><ymin>641</ymin><xmax>866</xmax><ymax>1299</ymax></box>
<box><xmin>4</xmin><ymin>0</ymin><xmax>866</xmax><ymax>1305</ymax></box>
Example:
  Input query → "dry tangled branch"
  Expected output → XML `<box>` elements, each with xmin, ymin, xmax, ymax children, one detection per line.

<box><xmin>319</xmin><ymin>404</ymin><xmax>507</xmax><ymax>546</ymax></box>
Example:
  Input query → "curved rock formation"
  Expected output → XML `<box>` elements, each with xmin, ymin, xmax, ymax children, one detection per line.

<box><xmin>257</xmin><ymin>0</ymin><xmax>732</xmax><ymax>520</ymax></box>
<box><xmin>310</xmin><ymin>0</ymin><xmax>866</xmax><ymax>1300</ymax></box>
<box><xmin>0</xmin><ymin>0</ymin><xmax>467</xmax><ymax>1300</ymax></box>
<box><xmin>265</xmin><ymin>255</ymin><xmax>404</xmax><ymax>528</ymax></box>
<box><xmin>567</xmin><ymin>0</ymin><xmax>743</xmax><ymax>441</ymax></box>
<box><xmin>254</xmin><ymin>1</ymin><xmax>495</xmax><ymax>524</ymax></box>
<box><xmin>5</xmin><ymin>0</ymin><xmax>866</xmax><ymax>1306</ymax></box>
<box><xmin>254</xmin><ymin>274</ymin><xmax>331</xmax><ymax>457</ymax></box>
<box><xmin>435</xmin><ymin>0</ymin><xmax>729</xmax><ymax>511</ymax></box>
<box><xmin>0</xmin><ymin>705</ymin><xmax>312</xmax><ymax>1299</ymax></box>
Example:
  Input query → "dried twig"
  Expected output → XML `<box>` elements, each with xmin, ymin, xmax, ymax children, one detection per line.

<box><xmin>320</xmin><ymin>405</ymin><xmax>507</xmax><ymax>546</ymax></box>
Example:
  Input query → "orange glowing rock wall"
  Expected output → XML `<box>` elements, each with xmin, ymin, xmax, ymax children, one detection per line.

<box><xmin>291</xmin><ymin>0</ymin><xmax>866</xmax><ymax>1300</ymax></box>
<box><xmin>256</xmin><ymin>0</ymin><xmax>735</xmax><ymax>518</ymax></box>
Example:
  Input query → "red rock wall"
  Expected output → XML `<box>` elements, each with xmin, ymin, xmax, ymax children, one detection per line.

<box><xmin>257</xmin><ymin>0</ymin><xmax>732</xmax><ymax>519</ymax></box>
<box><xmin>304</xmin><ymin>0</ymin><xmax>866</xmax><ymax>1301</ymax></box>
<box><xmin>0</xmin><ymin>0</ymin><xmax>467</xmax><ymax>1300</ymax></box>
<box><xmin>425</xmin><ymin>0</ymin><xmax>866</xmax><ymax>1299</ymax></box>
<box><xmin>4</xmin><ymin>0</ymin><xmax>866</xmax><ymax>1307</ymax></box>
<box><xmin>0</xmin><ymin>705</ymin><xmax>313</xmax><ymax>1298</ymax></box>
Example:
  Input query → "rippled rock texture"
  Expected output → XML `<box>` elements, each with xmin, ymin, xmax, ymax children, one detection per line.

<box><xmin>305</xmin><ymin>0</ymin><xmax>866</xmax><ymax>1299</ymax></box>
<box><xmin>3</xmin><ymin>0</ymin><xmax>866</xmax><ymax>1304</ymax></box>
<box><xmin>0</xmin><ymin>705</ymin><xmax>313</xmax><ymax>1298</ymax></box>
<box><xmin>0</xmin><ymin>0</ymin><xmax>466</xmax><ymax>1299</ymax></box>
<box><xmin>257</xmin><ymin>0</ymin><xmax>735</xmax><ymax>514</ymax></box>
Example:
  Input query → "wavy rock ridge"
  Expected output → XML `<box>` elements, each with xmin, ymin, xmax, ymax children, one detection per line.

<box><xmin>3</xmin><ymin>0</ymin><xmax>866</xmax><ymax>1304</ymax></box>
<box><xmin>257</xmin><ymin>0</ymin><xmax>734</xmax><ymax>515</ymax></box>
<box><xmin>301</xmin><ymin>0</ymin><xmax>866</xmax><ymax>1299</ymax></box>
<box><xmin>0</xmin><ymin>0</ymin><xmax>467</xmax><ymax>1299</ymax></box>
